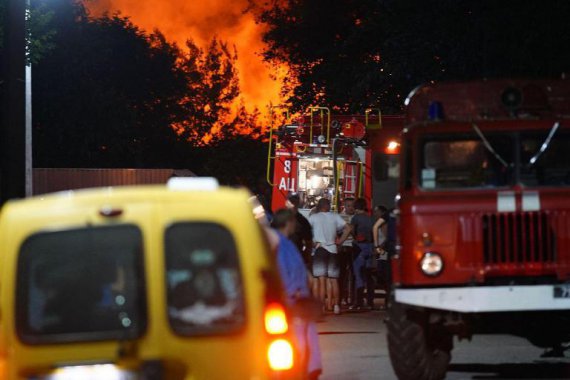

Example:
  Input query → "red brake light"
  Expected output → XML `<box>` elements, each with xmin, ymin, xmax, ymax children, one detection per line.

<box><xmin>264</xmin><ymin>302</ymin><xmax>288</xmax><ymax>335</ymax></box>
<box><xmin>267</xmin><ymin>339</ymin><xmax>294</xmax><ymax>371</ymax></box>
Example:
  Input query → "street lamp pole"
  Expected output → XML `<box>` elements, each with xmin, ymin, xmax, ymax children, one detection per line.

<box><xmin>1</xmin><ymin>0</ymin><xmax>31</xmax><ymax>204</ymax></box>
<box><xmin>25</xmin><ymin>0</ymin><xmax>33</xmax><ymax>197</ymax></box>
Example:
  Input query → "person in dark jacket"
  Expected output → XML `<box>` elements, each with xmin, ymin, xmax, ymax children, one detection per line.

<box><xmin>286</xmin><ymin>193</ymin><xmax>314</xmax><ymax>280</ymax></box>
<box><xmin>339</xmin><ymin>198</ymin><xmax>374</xmax><ymax>310</ymax></box>
<box><xmin>272</xmin><ymin>208</ymin><xmax>322</xmax><ymax>379</ymax></box>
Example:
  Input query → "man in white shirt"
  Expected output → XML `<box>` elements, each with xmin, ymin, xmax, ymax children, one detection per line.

<box><xmin>309</xmin><ymin>198</ymin><xmax>351</xmax><ymax>314</ymax></box>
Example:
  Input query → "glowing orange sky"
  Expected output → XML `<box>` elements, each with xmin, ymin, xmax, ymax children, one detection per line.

<box><xmin>87</xmin><ymin>0</ymin><xmax>285</xmax><ymax>118</ymax></box>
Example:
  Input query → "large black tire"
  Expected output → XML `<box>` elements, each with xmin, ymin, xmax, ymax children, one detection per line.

<box><xmin>387</xmin><ymin>301</ymin><xmax>452</xmax><ymax>380</ymax></box>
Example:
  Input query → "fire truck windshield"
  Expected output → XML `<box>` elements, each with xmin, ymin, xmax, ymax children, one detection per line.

<box><xmin>520</xmin><ymin>131</ymin><xmax>570</xmax><ymax>186</ymax></box>
<box><xmin>419</xmin><ymin>130</ymin><xmax>570</xmax><ymax>189</ymax></box>
<box><xmin>421</xmin><ymin>134</ymin><xmax>513</xmax><ymax>189</ymax></box>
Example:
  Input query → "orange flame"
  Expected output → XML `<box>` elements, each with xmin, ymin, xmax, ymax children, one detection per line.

<box><xmin>87</xmin><ymin>0</ymin><xmax>287</xmax><ymax>127</ymax></box>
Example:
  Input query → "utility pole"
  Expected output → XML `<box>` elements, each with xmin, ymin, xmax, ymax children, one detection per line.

<box><xmin>25</xmin><ymin>0</ymin><xmax>33</xmax><ymax>197</ymax></box>
<box><xmin>1</xmin><ymin>0</ymin><xmax>31</xmax><ymax>204</ymax></box>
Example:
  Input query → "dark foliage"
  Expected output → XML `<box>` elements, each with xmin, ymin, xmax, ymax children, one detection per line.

<box><xmin>258</xmin><ymin>0</ymin><xmax>570</xmax><ymax>113</ymax></box>
<box><xmin>33</xmin><ymin>3</ymin><xmax>185</xmax><ymax>167</ymax></box>
<box><xmin>199</xmin><ymin>135</ymin><xmax>267</xmax><ymax>187</ymax></box>
<box><xmin>28</xmin><ymin>0</ymin><xmax>263</xmax><ymax>184</ymax></box>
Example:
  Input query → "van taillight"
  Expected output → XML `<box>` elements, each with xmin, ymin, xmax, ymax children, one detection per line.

<box><xmin>267</xmin><ymin>339</ymin><xmax>294</xmax><ymax>371</ymax></box>
<box><xmin>261</xmin><ymin>271</ymin><xmax>295</xmax><ymax>373</ymax></box>
<box><xmin>264</xmin><ymin>302</ymin><xmax>288</xmax><ymax>335</ymax></box>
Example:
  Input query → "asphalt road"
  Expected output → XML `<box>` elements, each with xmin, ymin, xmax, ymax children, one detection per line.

<box><xmin>317</xmin><ymin>310</ymin><xmax>570</xmax><ymax>380</ymax></box>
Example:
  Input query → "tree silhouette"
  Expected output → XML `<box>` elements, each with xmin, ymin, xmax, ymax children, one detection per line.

<box><xmin>258</xmin><ymin>0</ymin><xmax>570</xmax><ymax>113</ymax></box>
<box><xmin>1</xmin><ymin>0</ymin><xmax>277</xmax><ymax>197</ymax></box>
<box><xmin>175</xmin><ymin>38</ymin><xmax>240</xmax><ymax>144</ymax></box>
<box><xmin>31</xmin><ymin>0</ymin><xmax>250</xmax><ymax>168</ymax></box>
<box><xmin>33</xmin><ymin>3</ymin><xmax>185</xmax><ymax>167</ymax></box>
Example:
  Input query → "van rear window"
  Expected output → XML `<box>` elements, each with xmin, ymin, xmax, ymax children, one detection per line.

<box><xmin>17</xmin><ymin>225</ymin><xmax>146</xmax><ymax>344</ymax></box>
<box><xmin>165</xmin><ymin>223</ymin><xmax>245</xmax><ymax>336</ymax></box>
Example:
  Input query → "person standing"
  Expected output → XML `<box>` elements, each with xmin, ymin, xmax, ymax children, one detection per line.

<box><xmin>373</xmin><ymin>205</ymin><xmax>389</xmax><ymax>287</ymax></box>
<box><xmin>339</xmin><ymin>198</ymin><xmax>374</xmax><ymax>310</ymax></box>
<box><xmin>309</xmin><ymin>198</ymin><xmax>350</xmax><ymax>315</ymax></box>
<box><xmin>372</xmin><ymin>204</ymin><xmax>387</xmax><ymax>258</ymax></box>
<box><xmin>339</xmin><ymin>197</ymin><xmax>355</xmax><ymax>307</ymax></box>
<box><xmin>372</xmin><ymin>205</ymin><xmax>390</xmax><ymax>308</ymax></box>
<box><xmin>272</xmin><ymin>209</ymin><xmax>322</xmax><ymax>380</ymax></box>
<box><xmin>375</xmin><ymin>207</ymin><xmax>396</xmax><ymax>298</ymax></box>
<box><xmin>286</xmin><ymin>193</ymin><xmax>314</xmax><ymax>285</ymax></box>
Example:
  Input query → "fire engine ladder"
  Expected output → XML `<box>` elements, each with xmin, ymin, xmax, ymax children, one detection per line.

<box><xmin>343</xmin><ymin>161</ymin><xmax>360</xmax><ymax>197</ymax></box>
<box><xmin>333</xmin><ymin>160</ymin><xmax>363</xmax><ymax>211</ymax></box>
<box><xmin>308</xmin><ymin>106</ymin><xmax>331</xmax><ymax>144</ymax></box>
<box><xmin>266</xmin><ymin>105</ymin><xmax>290</xmax><ymax>186</ymax></box>
<box><xmin>339</xmin><ymin>161</ymin><xmax>358</xmax><ymax>198</ymax></box>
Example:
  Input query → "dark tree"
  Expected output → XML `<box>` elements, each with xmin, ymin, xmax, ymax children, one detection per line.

<box><xmin>175</xmin><ymin>38</ymin><xmax>240</xmax><ymax>144</ymax></box>
<box><xmin>258</xmin><ymin>0</ymin><xmax>570</xmax><ymax>113</ymax></box>
<box><xmin>259</xmin><ymin>0</ymin><xmax>385</xmax><ymax>113</ymax></box>
<box><xmin>1</xmin><ymin>0</ymin><xmax>273</xmax><ymax>196</ymax></box>
<box><xmin>200</xmin><ymin>134</ymin><xmax>269</xmax><ymax>189</ymax></box>
<box><xmin>33</xmin><ymin>4</ymin><xmax>185</xmax><ymax>167</ymax></box>
<box><xmin>0</xmin><ymin>0</ymin><xmax>57</xmax><ymax>64</ymax></box>
<box><xmin>32</xmin><ymin>0</ymin><xmax>246</xmax><ymax>168</ymax></box>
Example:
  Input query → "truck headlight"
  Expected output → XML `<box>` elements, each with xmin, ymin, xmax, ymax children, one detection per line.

<box><xmin>420</xmin><ymin>252</ymin><xmax>443</xmax><ymax>276</ymax></box>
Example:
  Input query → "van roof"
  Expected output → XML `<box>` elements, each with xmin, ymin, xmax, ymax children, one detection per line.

<box><xmin>1</xmin><ymin>185</ymin><xmax>254</xmax><ymax>214</ymax></box>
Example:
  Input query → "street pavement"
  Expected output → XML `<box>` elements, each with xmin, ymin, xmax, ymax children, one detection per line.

<box><xmin>317</xmin><ymin>310</ymin><xmax>570</xmax><ymax>380</ymax></box>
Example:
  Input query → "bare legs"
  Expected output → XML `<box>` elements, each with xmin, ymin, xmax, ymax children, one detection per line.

<box><xmin>327</xmin><ymin>278</ymin><xmax>339</xmax><ymax>310</ymax></box>
<box><xmin>317</xmin><ymin>277</ymin><xmax>327</xmax><ymax>306</ymax></box>
<box><xmin>307</xmin><ymin>270</ymin><xmax>315</xmax><ymax>294</ymax></box>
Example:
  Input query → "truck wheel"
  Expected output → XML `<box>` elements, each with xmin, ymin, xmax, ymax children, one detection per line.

<box><xmin>387</xmin><ymin>301</ymin><xmax>452</xmax><ymax>380</ymax></box>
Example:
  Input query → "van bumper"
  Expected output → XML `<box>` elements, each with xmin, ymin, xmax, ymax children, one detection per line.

<box><xmin>395</xmin><ymin>285</ymin><xmax>570</xmax><ymax>313</ymax></box>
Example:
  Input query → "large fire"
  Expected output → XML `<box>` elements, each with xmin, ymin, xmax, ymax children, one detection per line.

<box><xmin>87</xmin><ymin>0</ymin><xmax>286</xmax><ymax>127</ymax></box>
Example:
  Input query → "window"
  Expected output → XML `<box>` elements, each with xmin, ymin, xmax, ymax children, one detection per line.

<box><xmin>373</xmin><ymin>153</ymin><xmax>399</xmax><ymax>182</ymax></box>
<box><xmin>519</xmin><ymin>132</ymin><xmax>570</xmax><ymax>186</ymax></box>
<box><xmin>165</xmin><ymin>223</ymin><xmax>245</xmax><ymax>336</ymax></box>
<box><xmin>420</xmin><ymin>135</ymin><xmax>514</xmax><ymax>189</ymax></box>
<box><xmin>297</xmin><ymin>157</ymin><xmax>335</xmax><ymax>209</ymax></box>
<box><xmin>17</xmin><ymin>225</ymin><xmax>146</xmax><ymax>344</ymax></box>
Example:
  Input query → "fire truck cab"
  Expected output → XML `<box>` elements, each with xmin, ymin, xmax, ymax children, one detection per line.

<box><xmin>387</xmin><ymin>80</ymin><xmax>570</xmax><ymax>380</ymax></box>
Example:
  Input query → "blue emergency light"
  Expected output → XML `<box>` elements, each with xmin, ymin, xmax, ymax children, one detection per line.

<box><xmin>428</xmin><ymin>101</ymin><xmax>444</xmax><ymax>120</ymax></box>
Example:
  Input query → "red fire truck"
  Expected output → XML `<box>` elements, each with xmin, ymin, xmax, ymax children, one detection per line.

<box><xmin>387</xmin><ymin>79</ymin><xmax>570</xmax><ymax>380</ymax></box>
<box><xmin>266</xmin><ymin>106</ymin><xmax>404</xmax><ymax>214</ymax></box>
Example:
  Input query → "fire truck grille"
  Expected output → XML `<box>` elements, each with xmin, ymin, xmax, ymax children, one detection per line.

<box><xmin>482</xmin><ymin>212</ymin><xmax>556</xmax><ymax>264</ymax></box>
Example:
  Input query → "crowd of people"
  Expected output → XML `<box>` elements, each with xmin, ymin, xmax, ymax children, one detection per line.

<box><xmin>264</xmin><ymin>193</ymin><xmax>395</xmax><ymax>378</ymax></box>
<box><xmin>296</xmin><ymin>195</ymin><xmax>394</xmax><ymax>314</ymax></box>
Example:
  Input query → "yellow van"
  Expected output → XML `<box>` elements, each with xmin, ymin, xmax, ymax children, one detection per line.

<box><xmin>0</xmin><ymin>178</ymin><xmax>300</xmax><ymax>379</ymax></box>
